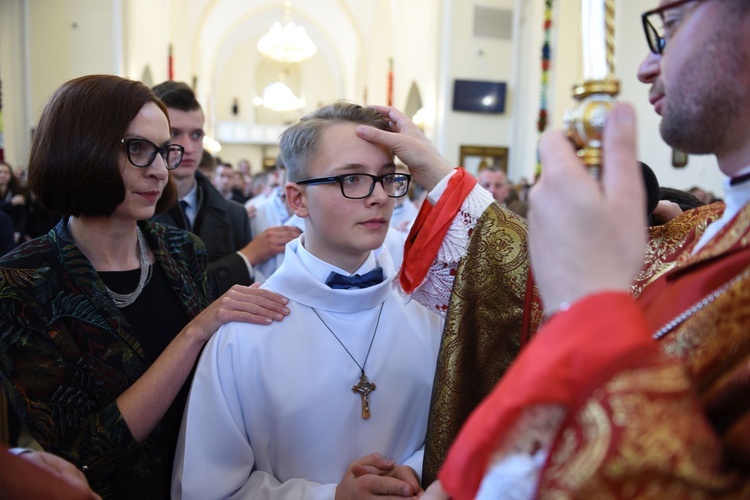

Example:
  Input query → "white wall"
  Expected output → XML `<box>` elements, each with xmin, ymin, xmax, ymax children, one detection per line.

<box><xmin>0</xmin><ymin>0</ymin><xmax>30</xmax><ymax>168</ymax></box>
<box><xmin>27</xmin><ymin>0</ymin><xmax>120</xmax><ymax>117</ymax></box>
<box><xmin>1</xmin><ymin>0</ymin><xmax>122</xmax><ymax>167</ymax></box>
<box><xmin>389</xmin><ymin>0</ymin><xmax>441</xmax><ymax>141</ymax></box>
<box><xmin>439</xmin><ymin>0</ymin><xmax>515</xmax><ymax>169</ymax></box>
<box><xmin>122</xmin><ymin>0</ymin><xmax>170</xmax><ymax>85</ymax></box>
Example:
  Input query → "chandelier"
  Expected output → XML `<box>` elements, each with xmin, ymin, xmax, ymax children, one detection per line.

<box><xmin>202</xmin><ymin>135</ymin><xmax>222</xmax><ymax>154</ymax></box>
<box><xmin>257</xmin><ymin>1</ymin><xmax>317</xmax><ymax>64</ymax></box>
<box><xmin>256</xmin><ymin>81</ymin><xmax>304</xmax><ymax>112</ymax></box>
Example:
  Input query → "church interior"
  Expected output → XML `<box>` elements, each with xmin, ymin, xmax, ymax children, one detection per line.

<box><xmin>0</xmin><ymin>0</ymin><xmax>725</xmax><ymax>196</ymax></box>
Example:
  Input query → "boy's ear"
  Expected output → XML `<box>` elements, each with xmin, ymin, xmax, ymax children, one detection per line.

<box><xmin>285</xmin><ymin>182</ymin><xmax>309</xmax><ymax>218</ymax></box>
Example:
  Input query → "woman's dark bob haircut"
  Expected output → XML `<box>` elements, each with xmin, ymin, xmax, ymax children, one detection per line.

<box><xmin>28</xmin><ymin>74</ymin><xmax>177</xmax><ymax>217</ymax></box>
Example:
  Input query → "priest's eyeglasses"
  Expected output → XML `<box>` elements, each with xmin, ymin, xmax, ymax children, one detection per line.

<box><xmin>121</xmin><ymin>138</ymin><xmax>185</xmax><ymax>170</ymax></box>
<box><xmin>642</xmin><ymin>0</ymin><xmax>701</xmax><ymax>54</ymax></box>
<box><xmin>296</xmin><ymin>173</ymin><xmax>412</xmax><ymax>199</ymax></box>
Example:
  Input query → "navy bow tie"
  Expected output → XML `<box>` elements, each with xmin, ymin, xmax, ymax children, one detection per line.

<box><xmin>325</xmin><ymin>267</ymin><xmax>384</xmax><ymax>290</ymax></box>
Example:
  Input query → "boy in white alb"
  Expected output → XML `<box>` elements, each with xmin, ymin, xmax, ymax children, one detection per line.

<box><xmin>172</xmin><ymin>102</ymin><xmax>444</xmax><ymax>499</ymax></box>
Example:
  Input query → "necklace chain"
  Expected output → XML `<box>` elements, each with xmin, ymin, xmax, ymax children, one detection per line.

<box><xmin>105</xmin><ymin>227</ymin><xmax>153</xmax><ymax>308</ymax></box>
<box><xmin>311</xmin><ymin>301</ymin><xmax>385</xmax><ymax>419</ymax></box>
<box><xmin>653</xmin><ymin>266</ymin><xmax>750</xmax><ymax>340</ymax></box>
<box><xmin>311</xmin><ymin>301</ymin><xmax>384</xmax><ymax>374</ymax></box>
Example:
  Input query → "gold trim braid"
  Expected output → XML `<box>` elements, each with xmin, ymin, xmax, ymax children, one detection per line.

<box><xmin>605</xmin><ymin>0</ymin><xmax>615</xmax><ymax>77</ymax></box>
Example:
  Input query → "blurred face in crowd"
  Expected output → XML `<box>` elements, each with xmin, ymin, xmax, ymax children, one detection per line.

<box><xmin>213</xmin><ymin>164</ymin><xmax>235</xmax><ymax>196</ymax></box>
<box><xmin>478</xmin><ymin>169</ymin><xmax>511</xmax><ymax>204</ymax></box>
<box><xmin>0</xmin><ymin>164</ymin><xmax>11</xmax><ymax>188</ymax></box>
<box><xmin>232</xmin><ymin>170</ymin><xmax>246</xmax><ymax>191</ymax></box>
<box><xmin>237</xmin><ymin>159</ymin><xmax>251</xmax><ymax>174</ymax></box>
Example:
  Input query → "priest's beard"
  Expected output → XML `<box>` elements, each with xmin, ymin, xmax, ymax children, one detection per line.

<box><xmin>660</xmin><ymin>21</ymin><xmax>748</xmax><ymax>155</ymax></box>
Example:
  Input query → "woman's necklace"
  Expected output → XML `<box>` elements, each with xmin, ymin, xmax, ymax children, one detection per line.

<box><xmin>311</xmin><ymin>302</ymin><xmax>385</xmax><ymax>420</ymax></box>
<box><xmin>105</xmin><ymin>227</ymin><xmax>153</xmax><ymax>308</ymax></box>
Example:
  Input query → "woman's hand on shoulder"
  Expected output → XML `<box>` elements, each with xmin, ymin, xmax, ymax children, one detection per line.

<box><xmin>186</xmin><ymin>283</ymin><xmax>289</xmax><ymax>344</ymax></box>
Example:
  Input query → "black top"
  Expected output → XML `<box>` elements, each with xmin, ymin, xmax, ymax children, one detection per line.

<box><xmin>98</xmin><ymin>263</ymin><xmax>191</xmax><ymax>498</ymax></box>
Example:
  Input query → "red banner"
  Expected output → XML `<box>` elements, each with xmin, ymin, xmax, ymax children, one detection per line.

<box><xmin>387</xmin><ymin>58</ymin><xmax>393</xmax><ymax>107</ymax></box>
<box><xmin>168</xmin><ymin>44</ymin><xmax>174</xmax><ymax>81</ymax></box>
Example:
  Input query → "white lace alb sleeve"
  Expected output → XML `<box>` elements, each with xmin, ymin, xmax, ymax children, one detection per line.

<box><xmin>398</xmin><ymin>184</ymin><xmax>494</xmax><ymax>314</ymax></box>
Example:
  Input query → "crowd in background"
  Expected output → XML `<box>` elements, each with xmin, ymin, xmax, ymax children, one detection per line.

<box><xmin>0</xmin><ymin>153</ymin><xmax>720</xmax><ymax>263</ymax></box>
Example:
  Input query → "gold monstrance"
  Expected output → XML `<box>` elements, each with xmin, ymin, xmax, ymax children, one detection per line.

<box><xmin>564</xmin><ymin>0</ymin><xmax>619</xmax><ymax>177</ymax></box>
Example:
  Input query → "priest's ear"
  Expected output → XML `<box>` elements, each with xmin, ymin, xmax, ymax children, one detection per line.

<box><xmin>285</xmin><ymin>182</ymin><xmax>309</xmax><ymax>218</ymax></box>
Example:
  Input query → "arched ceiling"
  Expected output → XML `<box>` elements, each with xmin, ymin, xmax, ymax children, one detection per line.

<box><xmin>191</xmin><ymin>0</ymin><xmax>374</xmax><ymax>102</ymax></box>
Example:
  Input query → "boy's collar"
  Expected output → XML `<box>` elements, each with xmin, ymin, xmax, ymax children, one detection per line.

<box><xmin>297</xmin><ymin>235</ymin><xmax>378</xmax><ymax>283</ymax></box>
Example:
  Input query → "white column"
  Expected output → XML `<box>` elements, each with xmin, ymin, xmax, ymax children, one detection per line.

<box><xmin>581</xmin><ymin>0</ymin><xmax>608</xmax><ymax>80</ymax></box>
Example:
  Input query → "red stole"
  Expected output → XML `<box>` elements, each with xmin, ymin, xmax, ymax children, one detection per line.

<box><xmin>438</xmin><ymin>292</ymin><xmax>650</xmax><ymax>500</ymax></box>
<box><xmin>399</xmin><ymin>168</ymin><xmax>476</xmax><ymax>294</ymax></box>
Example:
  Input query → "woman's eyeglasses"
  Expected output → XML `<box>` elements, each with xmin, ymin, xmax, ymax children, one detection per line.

<box><xmin>121</xmin><ymin>138</ymin><xmax>185</xmax><ymax>170</ymax></box>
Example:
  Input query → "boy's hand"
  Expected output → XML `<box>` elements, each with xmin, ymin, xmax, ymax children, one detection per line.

<box><xmin>336</xmin><ymin>453</ymin><xmax>421</xmax><ymax>499</ymax></box>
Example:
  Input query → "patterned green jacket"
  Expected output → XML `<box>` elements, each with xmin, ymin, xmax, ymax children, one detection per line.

<box><xmin>0</xmin><ymin>219</ymin><xmax>209</xmax><ymax>499</ymax></box>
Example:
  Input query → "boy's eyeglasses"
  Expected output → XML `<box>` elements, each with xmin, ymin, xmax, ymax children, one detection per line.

<box><xmin>296</xmin><ymin>173</ymin><xmax>412</xmax><ymax>199</ymax></box>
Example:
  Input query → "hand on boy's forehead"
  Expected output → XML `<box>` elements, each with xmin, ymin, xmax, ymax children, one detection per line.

<box><xmin>329</xmin><ymin>161</ymin><xmax>396</xmax><ymax>176</ymax></box>
<box><xmin>313</xmin><ymin>123</ymin><xmax>394</xmax><ymax>174</ymax></box>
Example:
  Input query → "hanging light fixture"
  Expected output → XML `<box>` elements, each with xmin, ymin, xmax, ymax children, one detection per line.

<box><xmin>255</xmin><ymin>80</ymin><xmax>304</xmax><ymax>112</ymax></box>
<box><xmin>412</xmin><ymin>108</ymin><xmax>433</xmax><ymax>131</ymax></box>
<box><xmin>202</xmin><ymin>135</ymin><xmax>222</xmax><ymax>154</ymax></box>
<box><xmin>257</xmin><ymin>0</ymin><xmax>317</xmax><ymax>64</ymax></box>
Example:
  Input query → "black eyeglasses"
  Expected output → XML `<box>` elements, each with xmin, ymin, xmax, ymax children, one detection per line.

<box><xmin>296</xmin><ymin>173</ymin><xmax>412</xmax><ymax>199</ymax></box>
<box><xmin>121</xmin><ymin>138</ymin><xmax>185</xmax><ymax>170</ymax></box>
<box><xmin>642</xmin><ymin>0</ymin><xmax>701</xmax><ymax>54</ymax></box>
